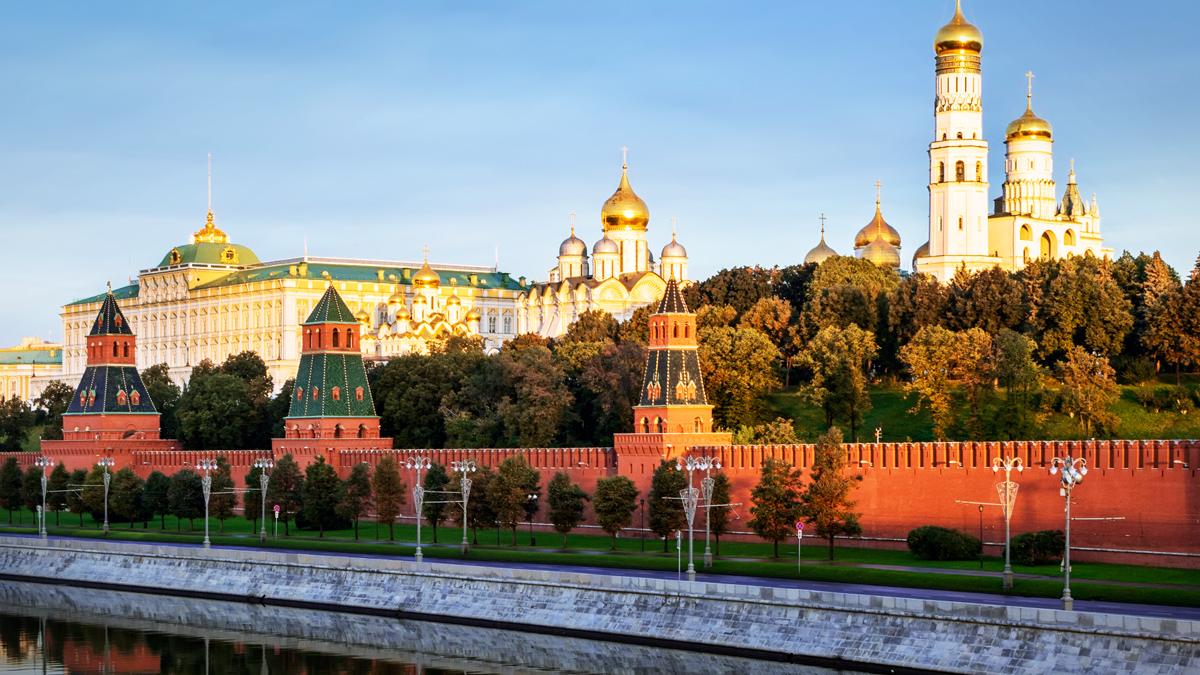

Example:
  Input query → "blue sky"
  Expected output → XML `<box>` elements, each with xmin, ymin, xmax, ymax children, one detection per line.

<box><xmin>1</xmin><ymin>1</ymin><xmax>1196</xmax><ymax>344</ymax></box>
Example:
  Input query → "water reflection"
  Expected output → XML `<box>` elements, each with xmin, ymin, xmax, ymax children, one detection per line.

<box><xmin>0</xmin><ymin>582</ymin><xmax>845</xmax><ymax>674</ymax></box>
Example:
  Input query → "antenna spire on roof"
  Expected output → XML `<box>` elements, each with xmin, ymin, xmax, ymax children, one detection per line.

<box><xmin>207</xmin><ymin>152</ymin><xmax>213</xmax><ymax>215</ymax></box>
<box><xmin>107</xmin><ymin>280</ymin><xmax>112</xmax><ymax>293</ymax></box>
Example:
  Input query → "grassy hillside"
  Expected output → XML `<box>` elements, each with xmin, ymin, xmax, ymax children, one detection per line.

<box><xmin>768</xmin><ymin>380</ymin><xmax>1200</xmax><ymax>443</ymax></box>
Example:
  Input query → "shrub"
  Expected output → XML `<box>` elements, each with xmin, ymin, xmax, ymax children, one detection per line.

<box><xmin>1114</xmin><ymin>355</ymin><xmax>1156</xmax><ymax>385</ymax></box>
<box><xmin>1010</xmin><ymin>530</ymin><xmax>1065</xmax><ymax>566</ymax></box>
<box><xmin>906</xmin><ymin>525</ymin><xmax>982</xmax><ymax>561</ymax></box>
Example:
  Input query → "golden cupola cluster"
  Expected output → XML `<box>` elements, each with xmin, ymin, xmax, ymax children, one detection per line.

<box><xmin>934</xmin><ymin>0</ymin><xmax>983</xmax><ymax>55</ymax></box>
<box><xmin>854</xmin><ymin>185</ymin><xmax>902</xmax><ymax>270</ymax></box>
<box><xmin>601</xmin><ymin>162</ymin><xmax>650</xmax><ymax>232</ymax></box>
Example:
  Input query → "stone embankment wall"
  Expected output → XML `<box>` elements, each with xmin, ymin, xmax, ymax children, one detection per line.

<box><xmin>0</xmin><ymin>536</ymin><xmax>1195</xmax><ymax>673</ymax></box>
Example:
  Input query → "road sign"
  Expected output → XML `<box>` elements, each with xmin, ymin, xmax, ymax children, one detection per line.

<box><xmin>795</xmin><ymin>520</ymin><xmax>804</xmax><ymax>532</ymax></box>
<box><xmin>273</xmin><ymin>504</ymin><xmax>280</xmax><ymax>516</ymax></box>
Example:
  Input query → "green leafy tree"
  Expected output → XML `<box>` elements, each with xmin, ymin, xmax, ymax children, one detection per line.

<box><xmin>338</xmin><ymin>462</ymin><xmax>373</xmax><ymax>540</ymax></box>
<box><xmin>266</xmin><ymin>380</ymin><xmax>295</xmax><ymax>440</ymax></box>
<box><xmin>0</xmin><ymin>398</ymin><xmax>33</xmax><ymax>451</ymax></box>
<box><xmin>109</xmin><ymin>467</ymin><xmax>145</xmax><ymax>527</ymax></box>
<box><xmin>798</xmin><ymin>324</ymin><xmax>877</xmax><ymax>440</ymax></box>
<box><xmin>167</xmin><ymin>469</ymin><xmax>204</xmax><ymax>530</ymax></box>
<box><xmin>176</xmin><ymin>373</ymin><xmax>256</xmax><ymax>449</ymax></box>
<box><xmin>617</xmin><ymin>305</ymin><xmax>655</xmax><ymax>345</ymax></box>
<box><xmin>140</xmin><ymin>364</ymin><xmax>182</xmax><ymax>439</ymax></box>
<box><xmin>208</xmin><ymin>457</ymin><xmax>236</xmax><ymax>533</ymax></box>
<box><xmin>800</xmin><ymin>427</ymin><xmax>863</xmax><ymax>560</ymax></box>
<box><xmin>708</xmin><ymin>472</ymin><xmax>733</xmax><ymax>555</ymax></box>
<box><xmin>685</xmin><ymin>266</ymin><xmax>775</xmax><ymax>316</ymax></box>
<box><xmin>648</xmin><ymin>460</ymin><xmax>687</xmax><ymax>551</ymax></box>
<box><xmin>488</xmin><ymin>456</ymin><xmax>540</xmax><ymax>545</ymax></box>
<box><xmin>0</xmin><ymin>458</ymin><xmax>22</xmax><ymax>523</ymax></box>
<box><xmin>547</xmin><ymin>472</ymin><xmax>588</xmax><ymax>548</ymax></box>
<box><xmin>804</xmin><ymin>256</ymin><xmax>899</xmax><ymax>335</ymax></box>
<box><xmin>143</xmin><ymin>471</ymin><xmax>171</xmax><ymax>529</ymax></box>
<box><xmin>1021</xmin><ymin>257</ymin><xmax>1133</xmax><ymax>360</ymax></box>
<box><xmin>1058</xmin><ymin>347</ymin><xmax>1120</xmax><ymax>437</ymax></box>
<box><xmin>1169</xmin><ymin>257</ymin><xmax>1200</xmax><ymax>379</ymax></box>
<box><xmin>66</xmin><ymin>469</ymin><xmax>88</xmax><ymax>526</ymax></box>
<box><xmin>440</xmin><ymin>355</ymin><xmax>508</xmax><ymax>449</ymax></box>
<box><xmin>900</xmin><ymin>325</ymin><xmax>958</xmax><ymax>440</ymax></box>
<box><xmin>886</xmin><ymin>274</ymin><xmax>948</xmax><ymax>349</ymax></box>
<box><xmin>592</xmin><ymin>475</ymin><xmax>638</xmax><ymax>549</ymax></box>
<box><xmin>243</xmin><ymin>464</ymin><xmax>264</xmax><ymax>534</ymax></box>
<box><xmin>422</xmin><ymin>463</ymin><xmax>450</xmax><ymax>543</ymax></box>
<box><xmin>732</xmin><ymin>417</ymin><xmax>800</xmax><ymax>445</ymax></box>
<box><xmin>21</xmin><ymin>466</ymin><xmax>42</xmax><ymax>516</ymax></box>
<box><xmin>498</xmin><ymin>346</ymin><xmax>574</xmax><ymax>447</ymax></box>
<box><xmin>748</xmin><ymin>457</ymin><xmax>804</xmax><ymax>557</ymax></box>
<box><xmin>32</xmin><ymin>380</ymin><xmax>73</xmax><ymax>441</ymax></box>
<box><xmin>300</xmin><ymin>455</ymin><xmax>343</xmax><ymax>537</ymax></box>
<box><xmin>266</xmin><ymin>454</ymin><xmax>303</xmax><ymax>536</ymax></box>
<box><xmin>990</xmin><ymin>329</ymin><xmax>1042</xmax><ymax>439</ymax></box>
<box><xmin>451</xmin><ymin>464</ymin><xmax>495</xmax><ymax>544</ymax></box>
<box><xmin>371</xmin><ymin>355</ymin><xmax>463</xmax><ymax>448</ymax></box>
<box><xmin>945</xmin><ymin>267</ymin><xmax>1024</xmax><ymax>334</ymax></box>
<box><xmin>696</xmin><ymin>304</ymin><xmax>737</xmax><ymax>331</ymax></box>
<box><xmin>559</xmin><ymin>309</ymin><xmax>619</xmax><ymax>344</ymax></box>
<box><xmin>578</xmin><ymin>341</ymin><xmax>646</xmax><ymax>442</ymax></box>
<box><xmin>47</xmin><ymin>463</ymin><xmax>69</xmax><ymax>526</ymax></box>
<box><xmin>698</xmin><ymin>326</ymin><xmax>781</xmax><ymax>429</ymax></box>
<box><xmin>956</xmin><ymin>327</ymin><xmax>994</xmax><ymax>432</ymax></box>
<box><xmin>371</xmin><ymin>456</ymin><xmax>406</xmax><ymax>541</ymax></box>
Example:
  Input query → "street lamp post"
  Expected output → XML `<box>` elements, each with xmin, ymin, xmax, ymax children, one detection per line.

<box><xmin>452</xmin><ymin>460</ymin><xmax>476</xmax><ymax>554</ymax></box>
<box><xmin>639</xmin><ymin>499</ymin><xmax>646</xmax><ymax>552</ymax></box>
<box><xmin>253</xmin><ymin>458</ymin><xmax>273</xmax><ymax>544</ymax></box>
<box><xmin>403</xmin><ymin>456</ymin><xmax>432</xmax><ymax>563</ymax></box>
<box><xmin>96</xmin><ymin>457</ymin><xmax>114</xmax><ymax>534</ymax></box>
<box><xmin>34</xmin><ymin>456</ymin><xmax>52</xmax><ymax>539</ymax></box>
<box><xmin>1049</xmin><ymin>455</ymin><xmax>1088</xmax><ymax>611</ymax></box>
<box><xmin>991</xmin><ymin>456</ymin><xmax>1024</xmax><ymax>590</ymax></box>
<box><xmin>675</xmin><ymin>455</ymin><xmax>720</xmax><ymax>581</ymax></box>
<box><xmin>526</xmin><ymin>493</ymin><xmax>539</xmax><ymax>546</ymax></box>
<box><xmin>196</xmin><ymin>458</ymin><xmax>218</xmax><ymax>548</ymax></box>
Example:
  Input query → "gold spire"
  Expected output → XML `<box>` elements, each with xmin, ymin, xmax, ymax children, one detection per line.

<box><xmin>1006</xmin><ymin>71</ymin><xmax>1053</xmax><ymax>140</ymax></box>
<box><xmin>192</xmin><ymin>153</ymin><xmax>229</xmax><ymax>244</ymax></box>
<box><xmin>413</xmin><ymin>245</ymin><xmax>440</xmax><ymax>289</ymax></box>
<box><xmin>601</xmin><ymin>146</ymin><xmax>649</xmax><ymax>232</ymax></box>
<box><xmin>934</xmin><ymin>0</ymin><xmax>983</xmax><ymax>55</ymax></box>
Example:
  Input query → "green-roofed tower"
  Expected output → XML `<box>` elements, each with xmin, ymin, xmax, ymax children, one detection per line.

<box><xmin>275</xmin><ymin>285</ymin><xmax>386</xmax><ymax>453</ymax></box>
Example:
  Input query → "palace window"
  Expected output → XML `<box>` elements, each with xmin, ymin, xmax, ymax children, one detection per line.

<box><xmin>1020</xmin><ymin>224</ymin><xmax>1032</xmax><ymax>241</ymax></box>
<box><xmin>355</xmin><ymin>386</ymin><xmax>365</xmax><ymax>401</ymax></box>
<box><xmin>938</xmin><ymin>162</ymin><xmax>945</xmax><ymax>183</ymax></box>
<box><xmin>1064</xmin><ymin>229</ymin><xmax>1076</xmax><ymax>246</ymax></box>
<box><xmin>957</xmin><ymin>132</ymin><xmax>963</xmax><ymax>139</ymax></box>
<box><xmin>116</xmin><ymin>390</ymin><xmax>127</xmax><ymax>405</ymax></box>
<box><xmin>332</xmin><ymin>386</ymin><xmax>341</xmax><ymax>401</ymax></box>
<box><xmin>332</xmin><ymin>329</ymin><xmax>340</xmax><ymax>348</ymax></box>
<box><xmin>488</xmin><ymin>316</ymin><xmax>497</xmax><ymax>333</ymax></box>
<box><xmin>296</xmin><ymin>387</ymin><xmax>304</xmax><ymax>401</ymax></box>
<box><xmin>673</xmin><ymin>323</ymin><xmax>679</xmax><ymax>338</ymax></box>
<box><xmin>131</xmin><ymin>391</ymin><xmax>140</xmax><ymax>405</ymax></box>
<box><xmin>112</xmin><ymin>342</ymin><xmax>119</xmax><ymax>357</ymax></box>
<box><xmin>640</xmin><ymin>417</ymin><xmax>649</xmax><ymax>433</ymax></box>
<box><xmin>123</xmin><ymin>342</ymin><xmax>129</xmax><ymax>358</ymax></box>
<box><xmin>693</xmin><ymin>417</ymin><xmax>703</xmax><ymax>433</ymax></box>
<box><xmin>955</xmin><ymin>161</ymin><xmax>965</xmax><ymax>182</ymax></box>
<box><xmin>312</xmin><ymin>387</ymin><xmax>320</xmax><ymax>400</ymax></box>
<box><xmin>975</xmin><ymin>161</ymin><xmax>982</xmax><ymax>181</ymax></box>
<box><xmin>958</xmin><ymin>217</ymin><xmax>963</xmax><ymax>231</ymax></box>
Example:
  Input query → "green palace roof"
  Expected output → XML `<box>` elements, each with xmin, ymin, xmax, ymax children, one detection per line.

<box><xmin>0</xmin><ymin>348</ymin><xmax>61</xmax><ymax>366</ymax></box>
<box><xmin>69</xmin><ymin>284</ymin><xmax>138</xmax><ymax>308</ymax></box>
<box><xmin>192</xmin><ymin>260</ymin><xmax>526</xmax><ymax>292</ymax></box>
<box><xmin>156</xmin><ymin>242</ymin><xmax>261</xmax><ymax>268</ymax></box>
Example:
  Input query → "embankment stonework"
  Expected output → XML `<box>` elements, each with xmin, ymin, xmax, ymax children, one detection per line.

<box><xmin>0</xmin><ymin>537</ymin><xmax>1195</xmax><ymax>673</ymax></box>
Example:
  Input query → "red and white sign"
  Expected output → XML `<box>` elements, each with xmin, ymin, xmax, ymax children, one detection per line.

<box><xmin>273</xmin><ymin>504</ymin><xmax>281</xmax><ymax>516</ymax></box>
<box><xmin>795</xmin><ymin>521</ymin><xmax>804</xmax><ymax>532</ymax></box>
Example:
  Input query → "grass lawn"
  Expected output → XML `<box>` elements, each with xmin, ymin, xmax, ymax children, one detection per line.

<box><xmin>3</xmin><ymin>508</ymin><xmax>1197</xmax><ymax>608</ymax></box>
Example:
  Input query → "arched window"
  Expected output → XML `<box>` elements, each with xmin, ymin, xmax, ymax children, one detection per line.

<box><xmin>355</xmin><ymin>386</ymin><xmax>365</xmax><ymax>401</ymax></box>
<box><xmin>122</xmin><ymin>342</ymin><xmax>129</xmax><ymax>358</ymax></box>
<box><xmin>332</xmin><ymin>328</ymin><xmax>340</xmax><ymax>348</ymax></box>
<box><xmin>1019</xmin><ymin>224</ymin><xmax>1032</xmax><ymax>241</ymax></box>
<box><xmin>684</xmin><ymin>324</ymin><xmax>690</xmax><ymax>338</ymax></box>
<box><xmin>1064</xmin><ymin>229</ymin><xmax>1076</xmax><ymax>246</ymax></box>
<box><xmin>112</xmin><ymin>341</ymin><xmax>119</xmax><ymax>357</ymax></box>
<box><xmin>693</xmin><ymin>417</ymin><xmax>703</xmax><ymax>433</ymax></box>
<box><xmin>312</xmin><ymin>387</ymin><xmax>320</xmax><ymax>401</ymax></box>
<box><xmin>958</xmin><ymin>217</ymin><xmax>964</xmax><ymax>231</ymax></box>
<box><xmin>1040</xmin><ymin>232</ymin><xmax>1055</xmax><ymax>260</ymax></box>
<box><xmin>673</xmin><ymin>323</ymin><xmax>679</xmax><ymax>338</ymax></box>
<box><xmin>1023</xmin><ymin>248</ymin><xmax>1030</xmax><ymax>263</ymax></box>
<box><xmin>130</xmin><ymin>391</ymin><xmax>140</xmax><ymax>406</ymax></box>
<box><xmin>316</xmin><ymin>331</ymin><xmax>323</xmax><ymax>349</ymax></box>
<box><xmin>347</xmin><ymin>332</ymin><xmax>353</xmax><ymax>348</ymax></box>
<box><xmin>640</xmin><ymin>417</ymin><xmax>649</xmax><ymax>434</ymax></box>
<box><xmin>332</xmin><ymin>386</ymin><xmax>341</xmax><ymax>401</ymax></box>
<box><xmin>655</xmin><ymin>417</ymin><xmax>665</xmax><ymax>433</ymax></box>
<box><xmin>975</xmin><ymin>161</ymin><xmax>982</xmax><ymax>181</ymax></box>
<box><xmin>955</xmin><ymin>161</ymin><xmax>965</xmax><ymax>182</ymax></box>
<box><xmin>334</xmin><ymin>424</ymin><xmax>343</xmax><ymax>439</ymax></box>
<box><xmin>296</xmin><ymin>387</ymin><xmax>303</xmax><ymax>401</ymax></box>
<box><xmin>938</xmin><ymin>162</ymin><xmax>945</xmax><ymax>183</ymax></box>
<box><xmin>357</xmin><ymin>424</ymin><xmax>367</xmax><ymax>439</ymax></box>
<box><xmin>956</xmin><ymin>132</ymin><xmax>963</xmax><ymax>139</ymax></box>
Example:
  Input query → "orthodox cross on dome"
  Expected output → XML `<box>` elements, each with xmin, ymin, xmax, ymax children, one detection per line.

<box><xmin>818</xmin><ymin>212</ymin><xmax>827</xmax><ymax>237</ymax></box>
<box><xmin>671</xmin><ymin>215</ymin><xmax>678</xmax><ymax>237</ymax></box>
<box><xmin>422</xmin><ymin>244</ymin><xmax>430</xmax><ymax>261</ymax></box>
<box><xmin>569</xmin><ymin>210</ymin><xmax>577</xmax><ymax>235</ymax></box>
<box><xmin>875</xmin><ymin>180</ymin><xmax>882</xmax><ymax>206</ymax></box>
<box><xmin>1025</xmin><ymin>70</ymin><xmax>1035</xmax><ymax>108</ymax></box>
<box><xmin>621</xmin><ymin>145</ymin><xmax>629</xmax><ymax>170</ymax></box>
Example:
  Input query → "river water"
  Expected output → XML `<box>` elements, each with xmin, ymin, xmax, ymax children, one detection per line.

<box><xmin>0</xmin><ymin>582</ymin><xmax>851</xmax><ymax>674</ymax></box>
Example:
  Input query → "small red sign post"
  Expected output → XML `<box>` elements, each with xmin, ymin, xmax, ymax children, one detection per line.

<box><xmin>795</xmin><ymin>521</ymin><xmax>804</xmax><ymax>573</ymax></box>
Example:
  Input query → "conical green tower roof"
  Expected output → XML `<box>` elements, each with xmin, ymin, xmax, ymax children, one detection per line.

<box><xmin>288</xmin><ymin>285</ymin><xmax>377</xmax><ymax>419</ymax></box>
<box><xmin>90</xmin><ymin>291</ymin><xmax>134</xmax><ymax>336</ymax></box>
<box><xmin>304</xmin><ymin>285</ymin><xmax>357</xmax><ymax>324</ymax></box>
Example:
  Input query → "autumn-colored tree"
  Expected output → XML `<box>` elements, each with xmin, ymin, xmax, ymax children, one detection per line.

<box><xmin>699</xmin><ymin>325</ymin><xmax>781</xmax><ymax>429</ymax></box>
<box><xmin>732</xmin><ymin>417</ymin><xmax>800</xmax><ymax>445</ymax></box>
<box><xmin>748</xmin><ymin>457</ymin><xmax>804</xmax><ymax>557</ymax></box>
<box><xmin>900</xmin><ymin>325</ymin><xmax>957</xmax><ymax>439</ymax></box>
<box><xmin>547</xmin><ymin>472</ymin><xmax>588</xmax><ymax>548</ymax></box>
<box><xmin>1058</xmin><ymin>347</ymin><xmax>1120</xmax><ymax>437</ymax></box>
<box><xmin>648</xmin><ymin>460</ymin><xmax>687</xmax><ymax>551</ymax></box>
<box><xmin>488</xmin><ymin>456</ymin><xmax>540</xmax><ymax>545</ymax></box>
<box><xmin>739</xmin><ymin>297</ymin><xmax>800</xmax><ymax>358</ymax></box>
<box><xmin>798</xmin><ymin>324</ymin><xmax>877</xmax><ymax>440</ymax></box>
<box><xmin>338</xmin><ymin>462</ymin><xmax>373</xmax><ymax>540</ymax></box>
<box><xmin>498</xmin><ymin>346</ymin><xmax>574</xmax><ymax>447</ymax></box>
<box><xmin>371</xmin><ymin>456</ymin><xmax>406</xmax><ymax>541</ymax></box>
<box><xmin>800</xmin><ymin>427</ymin><xmax>862</xmax><ymax>560</ymax></box>
<box><xmin>593</xmin><ymin>475</ymin><xmax>639</xmax><ymax>549</ymax></box>
<box><xmin>617</xmin><ymin>305</ymin><xmax>655</xmax><ymax>345</ymax></box>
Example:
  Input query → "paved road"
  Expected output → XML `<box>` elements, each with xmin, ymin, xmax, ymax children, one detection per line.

<box><xmin>6</xmin><ymin>533</ymin><xmax>1199</xmax><ymax>621</ymax></box>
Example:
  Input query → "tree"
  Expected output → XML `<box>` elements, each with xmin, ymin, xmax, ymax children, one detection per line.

<box><xmin>371</xmin><ymin>456</ymin><xmax>406</xmax><ymax>541</ymax></box>
<box><xmin>422</xmin><ymin>463</ymin><xmax>450</xmax><ymax>543</ymax></box>
<box><xmin>547</xmin><ymin>472</ymin><xmax>588</xmax><ymax>548</ymax></box>
<box><xmin>798</xmin><ymin>324</ymin><xmax>877</xmax><ymax>440</ymax></box>
<box><xmin>1168</xmin><ymin>257</ymin><xmax>1200</xmax><ymax>380</ymax></box>
<box><xmin>592</xmin><ymin>475</ymin><xmax>638</xmax><ymax>549</ymax></box>
<box><xmin>207</xmin><ymin>457</ymin><xmax>236</xmax><ymax>533</ymax></box>
<box><xmin>243</xmin><ymin>464</ymin><xmax>264</xmax><ymax>534</ymax></box>
<box><xmin>300</xmin><ymin>455</ymin><xmax>343</xmax><ymax>537</ymax></box>
<box><xmin>748</xmin><ymin>457</ymin><xmax>804</xmax><ymax>557</ymax></box>
<box><xmin>804</xmin><ymin>256</ymin><xmax>899</xmax><ymax>335</ymax></box>
<box><xmin>647</xmin><ymin>460</ymin><xmax>686</xmax><ymax>551</ymax></box>
<box><xmin>577</xmin><ymin>341</ymin><xmax>646</xmax><ymax>442</ymax></box>
<box><xmin>956</xmin><ymin>327</ymin><xmax>994</xmax><ymax>430</ymax></box>
<box><xmin>1058</xmin><ymin>347</ymin><xmax>1120</xmax><ymax>437</ymax></box>
<box><xmin>141</xmin><ymin>364</ymin><xmax>182</xmax><ymax>439</ymax></box>
<box><xmin>559</xmin><ymin>309</ymin><xmax>619</xmax><ymax>344</ymax></box>
<box><xmin>143</xmin><ymin>471</ymin><xmax>171</xmax><ymax>530</ymax></box>
<box><xmin>1021</xmin><ymin>257</ymin><xmax>1133</xmax><ymax>360</ymax></box>
<box><xmin>699</xmin><ymin>326</ymin><xmax>782</xmax><ymax>429</ymax></box>
<box><xmin>81</xmin><ymin>467</ymin><xmax>107</xmax><ymax>523</ymax></box>
<box><xmin>488</xmin><ymin>456</ymin><xmax>540</xmax><ymax>545</ymax></box>
<box><xmin>739</xmin><ymin>297</ymin><xmax>800</xmax><ymax>358</ymax></box>
<box><xmin>168</xmin><ymin>469</ymin><xmax>204</xmax><ymax>530</ymax></box>
<box><xmin>47</xmin><ymin>463</ymin><xmax>69</xmax><ymax>526</ymax></box>
<box><xmin>0</xmin><ymin>458</ymin><xmax>22</xmax><ymax>523</ymax></box>
<box><xmin>66</xmin><ymin>469</ymin><xmax>88</xmax><ymax>526</ymax></box>
<box><xmin>945</xmin><ymin>267</ymin><xmax>1024</xmax><ymax>334</ymax></box>
<box><xmin>800</xmin><ymin>427</ymin><xmax>862</xmax><ymax>560</ymax></box>
<box><xmin>109</xmin><ymin>468</ymin><xmax>145</xmax><ymax>527</ymax></box>
<box><xmin>498</xmin><ymin>346</ymin><xmax>573</xmax><ymax>448</ymax></box>
<box><xmin>266</xmin><ymin>454</ymin><xmax>303</xmax><ymax>536</ymax></box>
<box><xmin>708</xmin><ymin>472</ymin><xmax>732</xmax><ymax>556</ymax></box>
<box><xmin>0</xmin><ymin>398</ymin><xmax>33</xmax><ymax>451</ymax></box>
<box><xmin>899</xmin><ymin>325</ymin><xmax>958</xmax><ymax>440</ymax></box>
<box><xmin>451</xmin><ymin>464</ymin><xmax>495</xmax><ymax>544</ymax></box>
<box><xmin>887</xmin><ymin>274</ymin><xmax>947</xmax><ymax>349</ymax></box>
<box><xmin>32</xmin><ymin>380</ymin><xmax>72</xmax><ymax>441</ymax></box>
<box><xmin>732</xmin><ymin>417</ymin><xmax>800</xmax><ymax>445</ymax></box>
<box><xmin>991</xmin><ymin>329</ymin><xmax>1042</xmax><ymax>439</ymax></box>
<box><xmin>371</xmin><ymin>354</ymin><xmax>464</xmax><ymax>448</ymax></box>
<box><xmin>339</xmin><ymin>462</ymin><xmax>373</xmax><ymax>540</ymax></box>
<box><xmin>176</xmin><ymin>373</ymin><xmax>257</xmax><ymax>449</ymax></box>
<box><xmin>685</xmin><ymin>266</ymin><xmax>775</xmax><ymax>316</ymax></box>
<box><xmin>21</xmin><ymin>466</ymin><xmax>41</xmax><ymax>517</ymax></box>
<box><xmin>617</xmin><ymin>305</ymin><xmax>655</xmax><ymax>345</ymax></box>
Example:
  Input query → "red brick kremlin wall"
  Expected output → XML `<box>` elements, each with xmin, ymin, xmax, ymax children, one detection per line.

<box><xmin>5</xmin><ymin>438</ymin><xmax>1197</xmax><ymax>566</ymax></box>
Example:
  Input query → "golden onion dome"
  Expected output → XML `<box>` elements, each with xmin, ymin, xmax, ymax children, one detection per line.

<box><xmin>601</xmin><ymin>162</ymin><xmax>649</xmax><ymax>232</ymax></box>
<box><xmin>446</xmin><ymin>294</ymin><xmax>461</xmax><ymax>306</ymax></box>
<box><xmin>912</xmin><ymin>241</ymin><xmax>931</xmax><ymax>271</ymax></box>
<box><xmin>355</xmin><ymin>309</ymin><xmax>370</xmax><ymax>324</ymax></box>
<box><xmin>465</xmin><ymin>308</ymin><xmax>481</xmax><ymax>321</ymax></box>
<box><xmin>412</xmin><ymin>294</ymin><xmax>428</xmax><ymax>305</ymax></box>
<box><xmin>860</xmin><ymin>237</ymin><xmax>901</xmax><ymax>269</ymax></box>
<box><xmin>396</xmin><ymin>305</ymin><xmax>411</xmax><ymax>319</ymax></box>
<box><xmin>804</xmin><ymin>223</ymin><xmax>838</xmax><ymax>265</ymax></box>
<box><xmin>1006</xmin><ymin>83</ymin><xmax>1053</xmax><ymax>140</ymax></box>
<box><xmin>934</xmin><ymin>0</ymin><xmax>983</xmax><ymax>55</ymax></box>
<box><xmin>387</xmin><ymin>290</ymin><xmax>405</xmax><ymax>306</ymax></box>
<box><xmin>854</xmin><ymin>202</ymin><xmax>902</xmax><ymax>248</ymax></box>
<box><xmin>412</xmin><ymin>259</ymin><xmax>440</xmax><ymax>289</ymax></box>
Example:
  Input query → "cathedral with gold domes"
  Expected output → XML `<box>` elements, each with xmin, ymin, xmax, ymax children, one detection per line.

<box><xmin>804</xmin><ymin>0</ymin><xmax>1111</xmax><ymax>280</ymax></box>
<box><xmin>517</xmin><ymin>151</ymin><xmax>688</xmax><ymax>337</ymax></box>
